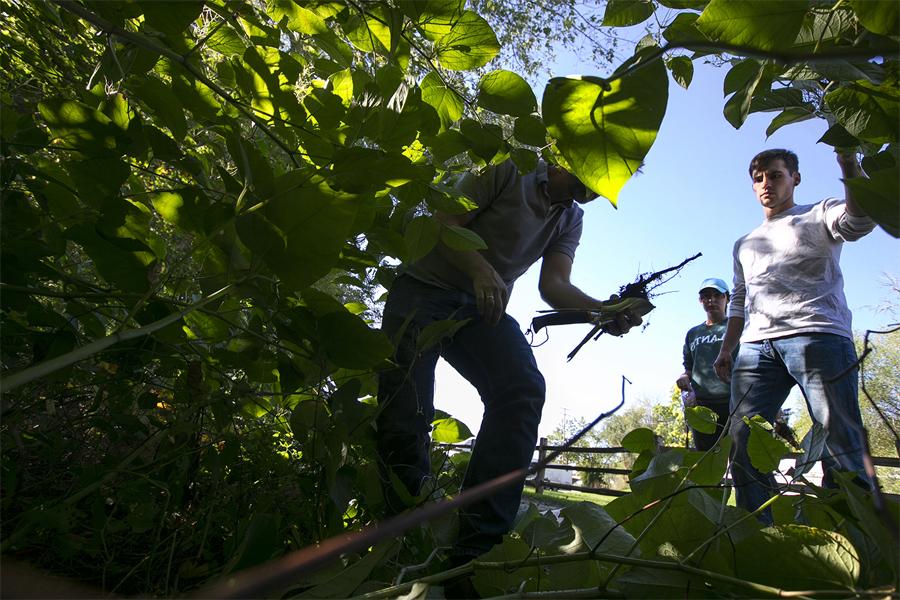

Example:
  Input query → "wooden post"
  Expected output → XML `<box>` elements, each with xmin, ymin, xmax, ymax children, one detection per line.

<box><xmin>535</xmin><ymin>437</ymin><xmax>548</xmax><ymax>495</ymax></box>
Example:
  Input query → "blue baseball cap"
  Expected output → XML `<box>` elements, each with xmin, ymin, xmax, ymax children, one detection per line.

<box><xmin>699</xmin><ymin>278</ymin><xmax>729</xmax><ymax>294</ymax></box>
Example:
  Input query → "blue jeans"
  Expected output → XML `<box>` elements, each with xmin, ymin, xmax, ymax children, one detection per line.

<box><xmin>376</xmin><ymin>275</ymin><xmax>545</xmax><ymax>556</ymax></box>
<box><xmin>729</xmin><ymin>334</ymin><xmax>869</xmax><ymax>521</ymax></box>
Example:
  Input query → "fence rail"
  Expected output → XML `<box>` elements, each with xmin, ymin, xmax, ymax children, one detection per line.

<box><xmin>440</xmin><ymin>438</ymin><xmax>900</xmax><ymax>499</ymax></box>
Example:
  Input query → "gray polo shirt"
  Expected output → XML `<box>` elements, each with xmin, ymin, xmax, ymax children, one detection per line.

<box><xmin>405</xmin><ymin>160</ymin><xmax>584</xmax><ymax>295</ymax></box>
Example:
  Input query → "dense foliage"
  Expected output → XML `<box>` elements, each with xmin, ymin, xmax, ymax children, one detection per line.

<box><xmin>1</xmin><ymin>0</ymin><xmax>897</xmax><ymax>597</ymax></box>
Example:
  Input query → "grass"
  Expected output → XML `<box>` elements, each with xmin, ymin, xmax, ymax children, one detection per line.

<box><xmin>522</xmin><ymin>487</ymin><xmax>617</xmax><ymax>509</ymax></box>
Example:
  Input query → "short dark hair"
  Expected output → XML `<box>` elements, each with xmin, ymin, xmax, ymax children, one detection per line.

<box><xmin>749</xmin><ymin>149</ymin><xmax>799</xmax><ymax>177</ymax></box>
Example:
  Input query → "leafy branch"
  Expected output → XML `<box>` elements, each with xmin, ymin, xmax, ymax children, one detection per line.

<box><xmin>1</xmin><ymin>284</ymin><xmax>236</xmax><ymax>394</ymax></box>
<box><xmin>52</xmin><ymin>0</ymin><xmax>300</xmax><ymax>167</ymax></box>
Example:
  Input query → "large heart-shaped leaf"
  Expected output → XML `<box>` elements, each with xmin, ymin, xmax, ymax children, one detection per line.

<box><xmin>696</xmin><ymin>0</ymin><xmax>808</xmax><ymax>52</ymax></box>
<box><xmin>542</xmin><ymin>51</ymin><xmax>668</xmax><ymax>205</ymax></box>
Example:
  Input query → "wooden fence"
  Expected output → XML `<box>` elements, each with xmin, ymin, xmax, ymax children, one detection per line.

<box><xmin>442</xmin><ymin>438</ymin><xmax>900</xmax><ymax>500</ymax></box>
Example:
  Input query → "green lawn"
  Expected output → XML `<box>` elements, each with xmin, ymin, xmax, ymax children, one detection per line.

<box><xmin>522</xmin><ymin>487</ymin><xmax>617</xmax><ymax>509</ymax></box>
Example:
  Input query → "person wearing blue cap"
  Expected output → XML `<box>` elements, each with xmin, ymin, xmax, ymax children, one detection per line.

<box><xmin>676</xmin><ymin>278</ymin><xmax>733</xmax><ymax>451</ymax></box>
<box><xmin>713</xmin><ymin>149</ymin><xmax>875</xmax><ymax>522</ymax></box>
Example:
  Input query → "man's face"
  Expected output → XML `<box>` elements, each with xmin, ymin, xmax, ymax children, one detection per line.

<box><xmin>569</xmin><ymin>175</ymin><xmax>597</xmax><ymax>205</ymax></box>
<box><xmin>751</xmin><ymin>159</ymin><xmax>799</xmax><ymax>215</ymax></box>
<box><xmin>699</xmin><ymin>288</ymin><xmax>727</xmax><ymax>321</ymax></box>
<box><xmin>548</xmin><ymin>165</ymin><xmax>597</xmax><ymax>205</ymax></box>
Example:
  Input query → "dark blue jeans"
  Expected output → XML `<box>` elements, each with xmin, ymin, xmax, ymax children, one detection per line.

<box><xmin>376</xmin><ymin>275</ymin><xmax>545</xmax><ymax>556</ymax></box>
<box><xmin>729</xmin><ymin>333</ymin><xmax>870</xmax><ymax>522</ymax></box>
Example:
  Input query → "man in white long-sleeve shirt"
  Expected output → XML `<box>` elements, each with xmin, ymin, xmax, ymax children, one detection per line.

<box><xmin>713</xmin><ymin>149</ymin><xmax>875</xmax><ymax>522</ymax></box>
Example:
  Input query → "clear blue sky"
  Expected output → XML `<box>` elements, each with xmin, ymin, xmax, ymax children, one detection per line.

<box><xmin>433</xmin><ymin>58</ymin><xmax>899</xmax><ymax>438</ymax></box>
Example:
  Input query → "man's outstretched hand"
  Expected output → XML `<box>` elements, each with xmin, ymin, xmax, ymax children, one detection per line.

<box><xmin>600</xmin><ymin>295</ymin><xmax>652</xmax><ymax>337</ymax></box>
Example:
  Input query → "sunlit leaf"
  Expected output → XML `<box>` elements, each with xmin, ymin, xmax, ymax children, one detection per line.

<box><xmin>477</xmin><ymin>70</ymin><xmax>537</xmax><ymax>117</ymax></box>
<box><xmin>542</xmin><ymin>50</ymin><xmax>668</xmax><ymax>205</ymax></box>
<box><xmin>825</xmin><ymin>81</ymin><xmax>900</xmax><ymax>145</ymax></box>
<box><xmin>432</xmin><ymin>417</ymin><xmax>472</xmax><ymax>443</ymax></box>
<box><xmin>696</xmin><ymin>0</ymin><xmax>808</xmax><ymax>52</ymax></box>
<box><xmin>434</xmin><ymin>10</ymin><xmax>499</xmax><ymax>70</ymax></box>
<box><xmin>745</xmin><ymin>416</ymin><xmax>792</xmax><ymax>473</ymax></box>
<box><xmin>420</xmin><ymin>71</ymin><xmax>464</xmax><ymax>129</ymax></box>
<box><xmin>735</xmin><ymin>525</ymin><xmax>860</xmax><ymax>589</ymax></box>
<box><xmin>621</xmin><ymin>427</ymin><xmax>656</xmax><ymax>453</ymax></box>
<box><xmin>685</xmin><ymin>405</ymin><xmax>717</xmax><ymax>434</ymax></box>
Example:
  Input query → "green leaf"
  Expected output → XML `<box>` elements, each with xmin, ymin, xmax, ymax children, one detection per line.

<box><xmin>843</xmin><ymin>168</ymin><xmax>899</xmax><ymax>238</ymax></box>
<box><xmin>602</xmin><ymin>0</ymin><xmax>654</xmax><ymax>27</ymax></box>
<box><xmin>319</xmin><ymin>311</ymin><xmax>393</xmax><ymax>369</ymax></box>
<box><xmin>745</xmin><ymin>416</ymin><xmax>792</xmax><ymax>473</ymax></box>
<box><xmin>668</xmin><ymin>56</ymin><xmax>694</xmax><ymax>89</ymax></box>
<box><xmin>735</xmin><ymin>525</ymin><xmax>860</xmax><ymax>589</ymax></box>
<box><xmin>749</xmin><ymin>88</ymin><xmax>806</xmax><ymax>113</ymax></box>
<box><xmin>424</xmin><ymin>184</ymin><xmax>478</xmax><ymax>215</ymax></box>
<box><xmin>65</xmin><ymin>224</ymin><xmax>152</xmax><ymax>293</ymax></box>
<box><xmin>825</xmin><ymin>82</ymin><xmax>900</xmax><ymax>145</ymax></box>
<box><xmin>269</xmin><ymin>0</ymin><xmax>329</xmax><ymax>34</ymax></box>
<box><xmin>236</xmin><ymin>171</ymin><xmax>358</xmax><ymax>290</ymax></box>
<box><xmin>296</xmin><ymin>540</ymin><xmax>397</xmax><ymax>598</ymax></box>
<box><xmin>472</xmin><ymin>537</ymin><xmax>540</xmax><ymax>597</ymax></box>
<box><xmin>140</xmin><ymin>0</ymin><xmax>202</xmax><ymax>38</ymax></box>
<box><xmin>723</xmin><ymin>61</ymin><xmax>769</xmax><ymax>129</ymax></box>
<box><xmin>542</xmin><ymin>52</ymin><xmax>668</xmax><ymax>205</ymax></box>
<box><xmin>658</xmin><ymin>0</ymin><xmax>708</xmax><ymax>8</ymax></box>
<box><xmin>850</xmin><ymin>0</ymin><xmax>899</xmax><ymax>36</ymax></box>
<box><xmin>440</xmin><ymin>224</ymin><xmax>487</xmax><ymax>251</ymax></box>
<box><xmin>833</xmin><ymin>471</ymin><xmax>900</xmax><ymax>580</ymax></box>
<box><xmin>434</xmin><ymin>11</ymin><xmax>500</xmax><ymax>70</ymax></box>
<box><xmin>861</xmin><ymin>146</ymin><xmax>897</xmax><ymax>174</ymax></box>
<box><xmin>151</xmin><ymin>188</ymin><xmax>212</xmax><ymax>235</ymax></box>
<box><xmin>559</xmin><ymin>502</ymin><xmax>637</xmax><ymax>558</ymax></box>
<box><xmin>477</xmin><ymin>70</ymin><xmax>537</xmax><ymax>117</ymax></box>
<box><xmin>683</xmin><ymin>436</ymin><xmax>732</xmax><ymax>485</ymax></box>
<box><xmin>460</xmin><ymin>119</ymin><xmax>503</xmax><ymax>163</ymax></box>
<box><xmin>432</xmin><ymin>417</ymin><xmax>472</xmax><ymax>443</ymax></box>
<box><xmin>129</xmin><ymin>75</ymin><xmax>187</xmax><ymax>141</ymax></box>
<box><xmin>420</xmin><ymin>71</ymin><xmax>464</xmax><ymax>129</ymax></box>
<box><xmin>662</xmin><ymin>13</ymin><xmax>706</xmax><ymax>44</ymax></box>
<box><xmin>621</xmin><ymin>427</ymin><xmax>656</xmax><ymax>453</ymax></box>
<box><xmin>685</xmin><ymin>405</ymin><xmax>718</xmax><ymax>434</ymax></box>
<box><xmin>37</xmin><ymin>98</ymin><xmax>127</xmax><ymax>153</ymax></box>
<box><xmin>344</xmin><ymin>10</ymin><xmax>393</xmax><ymax>53</ymax></box>
<box><xmin>67</xmin><ymin>157</ymin><xmax>130</xmax><ymax>205</ymax></box>
<box><xmin>510</xmin><ymin>147</ymin><xmax>538</xmax><ymax>174</ymax></box>
<box><xmin>404</xmin><ymin>215</ymin><xmax>441</xmax><ymax>262</ymax></box>
<box><xmin>415</xmin><ymin>317</ymin><xmax>471</xmax><ymax>351</ymax></box>
<box><xmin>206</xmin><ymin>22</ymin><xmax>246</xmax><ymax>56</ymax></box>
<box><xmin>426</xmin><ymin>129</ymin><xmax>469</xmax><ymax>162</ymax></box>
<box><xmin>766</xmin><ymin>107</ymin><xmax>816</xmax><ymax>137</ymax></box>
<box><xmin>513</xmin><ymin>114</ymin><xmax>546</xmax><ymax>147</ymax></box>
<box><xmin>818</xmin><ymin>123</ymin><xmax>861</xmax><ymax>148</ymax></box>
<box><xmin>696</xmin><ymin>0</ymin><xmax>808</xmax><ymax>51</ymax></box>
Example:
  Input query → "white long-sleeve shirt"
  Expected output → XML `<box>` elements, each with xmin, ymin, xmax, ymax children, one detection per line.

<box><xmin>728</xmin><ymin>199</ymin><xmax>875</xmax><ymax>343</ymax></box>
